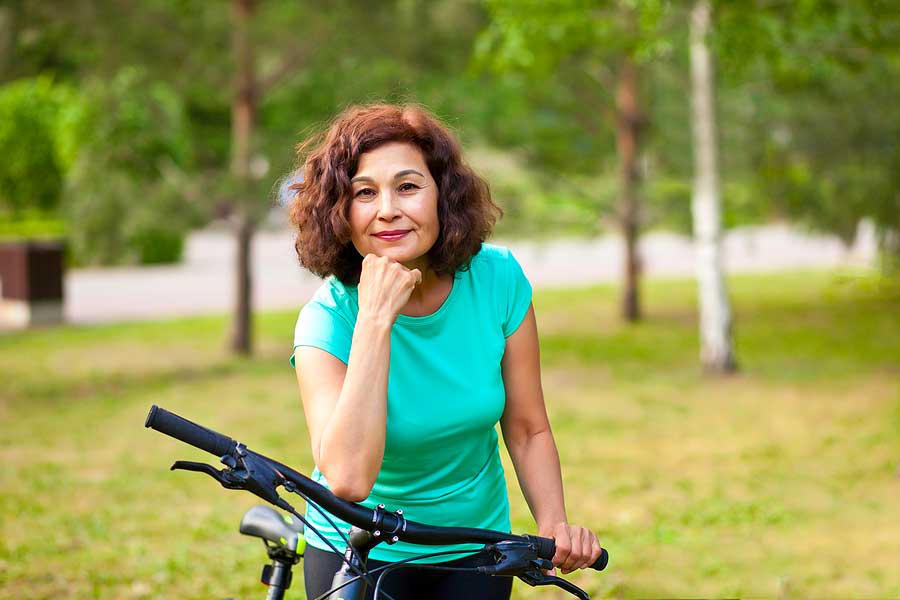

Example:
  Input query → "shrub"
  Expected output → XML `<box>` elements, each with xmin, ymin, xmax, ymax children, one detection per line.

<box><xmin>62</xmin><ymin>68</ymin><xmax>197</xmax><ymax>265</ymax></box>
<box><xmin>0</xmin><ymin>77</ymin><xmax>75</xmax><ymax>215</ymax></box>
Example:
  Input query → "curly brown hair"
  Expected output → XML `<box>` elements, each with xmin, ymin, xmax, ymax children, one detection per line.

<box><xmin>288</xmin><ymin>103</ymin><xmax>503</xmax><ymax>286</ymax></box>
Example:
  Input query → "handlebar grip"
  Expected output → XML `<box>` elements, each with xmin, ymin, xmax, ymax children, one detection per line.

<box><xmin>530</xmin><ymin>535</ymin><xmax>556</xmax><ymax>561</ymax></box>
<box><xmin>529</xmin><ymin>535</ymin><xmax>609</xmax><ymax>571</ymax></box>
<box><xmin>145</xmin><ymin>405</ymin><xmax>236</xmax><ymax>457</ymax></box>
<box><xmin>593</xmin><ymin>548</ymin><xmax>609</xmax><ymax>571</ymax></box>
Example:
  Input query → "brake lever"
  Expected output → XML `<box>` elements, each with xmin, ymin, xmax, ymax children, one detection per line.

<box><xmin>478</xmin><ymin>541</ymin><xmax>590</xmax><ymax>598</ymax></box>
<box><xmin>518</xmin><ymin>570</ymin><xmax>590</xmax><ymax>600</ymax></box>
<box><xmin>171</xmin><ymin>460</ymin><xmax>246</xmax><ymax>489</ymax></box>
<box><xmin>171</xmin><ymin>448</ymin><xmax>290</xmax><ymax>510</ymax></box>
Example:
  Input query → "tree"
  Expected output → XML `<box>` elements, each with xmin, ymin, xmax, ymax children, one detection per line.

<box><xmin>477</xmin><ymin>0</ymin><xmax>673</xmax><ymax>321</ymax></box>
<box><xmin>714</xmin><ymin>0</ymin><xmax>900</xmax><ymax>269</ymax></box>
<box><xmin>689</xmin><ymin>0</ymin><xmax>736</xmax><ymax>372</ymax></box>
<box><xmin>8</xmin><ymin>0</ymin><xmax>508</xmax><ymax>351</ymax></box>
<box><xmin>229</xmin><ymin>0</ymin><xmax>257</xmax><ymax>354</ymax></box>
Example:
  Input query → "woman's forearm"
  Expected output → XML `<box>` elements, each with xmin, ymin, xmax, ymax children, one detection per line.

<box><xmin>317</xmin><ymin>311</ymin><xmax>393</xmax><ymax>500</ymax></box>
<box><xmin>507</xmin><ymin>429</ymin><xmax>568</xmax><ymax>529</ymax></box>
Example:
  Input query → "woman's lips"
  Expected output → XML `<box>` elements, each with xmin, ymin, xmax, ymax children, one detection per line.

<box><xmin>373</xmin><ymin>230</ymin><xmax>410</xmax><ymax>241</ymax></box>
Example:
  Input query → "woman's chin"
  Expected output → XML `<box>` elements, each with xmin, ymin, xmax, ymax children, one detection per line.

<box><xmin>372</xmin><ymin>248</ymin><xmax>416</xmax><ymax>263</ymax></box>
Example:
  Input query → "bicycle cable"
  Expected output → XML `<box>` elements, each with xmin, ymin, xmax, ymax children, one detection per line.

<box><xmin>278</xmin><ymin>499</ymin><xmax>398</xmax><ymax>600</ymax></box>
<box><xmin>311</xmin><ymin>548</ymin><xmax>487</xmax><ymax>600</ymax></box>
<box><xmin>288</xmin><ymin>479</ymin><xmax>476</xmax><ymax>600</ymax></box>
<box><xmin>285</xmin><ymin>486</ymin><xmax>370</xmax><ymax>569</ymax></box>
<box><xmin>293</xmin><ymin>488</ymin><xmax>491</xmax><ymax>600</ymax></box>
<box><xmin>373</xmin><ymin>557</ymin><xmax>484</xmax><ymax>600</ymax></box>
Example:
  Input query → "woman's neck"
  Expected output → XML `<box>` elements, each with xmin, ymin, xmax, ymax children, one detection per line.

<box><xmin>400</xmin><ymin>264</ymin><xmax>452</xmax><ymax>317</ymax></box>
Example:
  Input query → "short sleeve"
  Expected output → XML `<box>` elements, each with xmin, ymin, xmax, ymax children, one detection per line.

<box><xmin>502</xmin><ymin>250</ymin><xmax>533</xmax><ymax>337</ymax></box>
<box><xmin>290</xmin><ymin>300</ymin><xmax>354</xmax><ymax>367</ymax></box>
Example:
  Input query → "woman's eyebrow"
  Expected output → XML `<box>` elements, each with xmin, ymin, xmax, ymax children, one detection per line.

<box><xmin>393</xmin><ymin>169</ymin><xmax>425</xmax><ymax>179</ymax></box>
<box><xmin>350</xmin><ymin>169</ymin><xmax>425</xmax><ymax>184</ymax></box>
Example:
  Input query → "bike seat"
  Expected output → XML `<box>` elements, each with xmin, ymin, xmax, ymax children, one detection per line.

<box><xmin>239</xmin><ymin>505</ymin><xmax>306</xmax><ymax>555</ymax></box>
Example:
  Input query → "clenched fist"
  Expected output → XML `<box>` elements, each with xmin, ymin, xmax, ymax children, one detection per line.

<box><xmin>357</xmin><ymin>254</ymin><xmax>422</xmax><ymax>325</ymax></box>
<box><xmin>540</xmin><ymin>522</ymin><xmax>603</xmax><ymax>575</ymax></box>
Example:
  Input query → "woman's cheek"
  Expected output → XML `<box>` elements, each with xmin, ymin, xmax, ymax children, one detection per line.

<box><xmin>349</xmin><ymin>207</ymin><xmax>373</xmax><ymax>250</ymax></box>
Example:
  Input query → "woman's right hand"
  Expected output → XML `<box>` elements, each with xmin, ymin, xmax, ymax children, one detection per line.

<box><xmin>357</xmin><ymin>253</ymin><xmax>422</xmax><ymax>324</ymax></box>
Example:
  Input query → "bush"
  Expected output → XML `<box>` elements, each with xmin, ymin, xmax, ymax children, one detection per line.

<box><xmin>0</xmin><ymin>210</ymin><xmax>67</xmax><ymax>241</ymax></box>
<box><xmin>129</xmin><ymin>227</ymin><xmax>185</xmax><ymax>265</ymax></box>
<box><xmin>64</xmin><ymin>160</ymin><xmax>196</xmax><ymax>266</ymax></box>
<box><xmin>62</xmin><ymin>68</ymin><xmax>197</xmax><ymax>266</ymax></box>
<box><xmin>0</xmin><ymin>77</ymin><xmax>75</xmax><ymax>215</ymax></box>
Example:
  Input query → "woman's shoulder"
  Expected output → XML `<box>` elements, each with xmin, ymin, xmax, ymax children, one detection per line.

<box><xmin>467</xmin><ymin>242</ymin><xmax>532</xmax><ymax>336</ymax></box>
<box><xmin>469</xmin><ymin>241</ymin><xmax>513</xmax><ymax>270</ymax></box>
<box><xmin>472</xmin><ymin>241</ymin><xmax>511</xmax><ymax>262</ymax></box>
<box><xmin>293</xmin><ymin>276</ymin><xmax>357</xmax><ymax>367</ymax></box>
<box><xmin>468</xmin><ymin>242</ymin><xmax>524</xmax><ymax>281</ymax></box>
<box><xmin>303</xmin><ymin>275</ymin><xmax>359</xmax><ymax>318</ymax></box>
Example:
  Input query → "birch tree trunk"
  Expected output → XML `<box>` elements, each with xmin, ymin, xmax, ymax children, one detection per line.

<box><xmin>229</xmin><ymin>0</ymin><xmax>257</xmax><ymax>355</ymax></box>
<box><xmin>690</xmin><ymin>0</ymin><xmax>736</xmax><ymax>372</ymax></box>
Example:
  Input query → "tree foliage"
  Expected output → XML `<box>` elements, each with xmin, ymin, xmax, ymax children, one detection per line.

<box><xmin>0</xmin><ymin>76</ymin><xmax>72</xmax><ymax>214</ymax></box>
<box><xmin>62</xmin><ymin>67</ymin><xmax>199</xmax><ymax>265</ymax></box>
<box><xmin>1</xmin><ymin>0</ymin><xmax>897</xmax><ymax>266</ymax></box>
<box><xmin>714</xmin><ymin>0</ymin><xmax>900</xmax><ymax>249</ymax></box>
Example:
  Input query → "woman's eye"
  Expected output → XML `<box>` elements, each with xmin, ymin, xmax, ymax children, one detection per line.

<box><xmin>354</xmin><ymin>188</ymin><xmax>375</xmax><ymax>199</ymax></box>
<box><xmin>399</xmin><ymin>182</ymin><xmax>419</xmax><ymax>192</ymax></box>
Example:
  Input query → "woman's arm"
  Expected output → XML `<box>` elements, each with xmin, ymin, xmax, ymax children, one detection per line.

<box><xmin>294</xmin><ymin>312</ymin><xmax>392</xmax><ymax>502</ymax></box>
<box><xmin>295</xmin><ymin>254</ymin><xmax>421</xmax><ymax>502</ymax></box>
<box><xmin>500</xmin><ymin>303</ymin><xmax>602</xmax><ymax>574</ymax></box>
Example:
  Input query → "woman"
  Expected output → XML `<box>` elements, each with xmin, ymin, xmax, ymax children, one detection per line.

<box><xmin>288</xmin><ymin>103</ymin><xmax>601</xmax><ymax>599</ymax></box>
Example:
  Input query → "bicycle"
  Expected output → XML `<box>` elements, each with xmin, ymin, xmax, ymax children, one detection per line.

<box><xmin>144</xmin><ymin>405</ymin><xmax>609</xmax><ymax>599</ymax></box>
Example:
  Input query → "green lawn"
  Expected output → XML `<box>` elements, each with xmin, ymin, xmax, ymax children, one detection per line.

<box><xmin>1</xmin><ymin>270</ymin><xmax>898</xmax><ymax>599</ymax></box>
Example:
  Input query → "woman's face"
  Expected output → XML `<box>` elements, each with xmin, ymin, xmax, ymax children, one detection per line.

<box><xmin>348</xmin><ymin>141</ymin><xmax>440</xmax><ymax>272</ymax></box>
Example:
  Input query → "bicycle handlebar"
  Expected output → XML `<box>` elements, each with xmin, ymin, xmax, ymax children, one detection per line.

<box><xmin>145</xmin><ymin>405</ymin><xmax>608</xmax><ymax>571</ymax></box>
<box><xmin>146</xmin><ymin>405</ymin><xmax>237</xmax><ymax>457</ymax></box>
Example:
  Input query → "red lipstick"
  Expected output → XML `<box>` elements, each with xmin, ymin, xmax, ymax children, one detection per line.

<box><xmin>373</xmin><ymin>230</ymin><xmax>410</xmax><ymax>241</ymax></box>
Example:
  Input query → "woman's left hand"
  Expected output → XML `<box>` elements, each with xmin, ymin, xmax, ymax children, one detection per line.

<box><xmin>539</xmin><ymin>522</ymin><xmax>603</xmax><ymax>575</ymax></box>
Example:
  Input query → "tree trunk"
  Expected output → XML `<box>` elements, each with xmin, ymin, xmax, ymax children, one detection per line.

<box><xmin>690</xmin><ymin>0</ymin><xmax>737</xmax><ymax>372</ymax></box>
<box><xmin>229</xmin><ymin>0</ymin><xmax>256</xmax><ymax>355</ymax></box>
<box><xmin>615</xmin><ymin>56</ymin><xmax>642</xmax><ymax>322</ymax></box>
<box><xmin>0</xmin><ymin>0</ymin><xmax>23</xmax><ymax>82</ymax></box>
<box><xmin>231</xmin><ymin>213</ymin><xmax>254</xmax><ymax>354</ymax></box>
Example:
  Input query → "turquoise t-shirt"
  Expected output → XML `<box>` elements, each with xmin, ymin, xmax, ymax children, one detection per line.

<box><xmin>290</xmin><ymin>242</ymin><xmax>533</xmax><ymax>563</ymax></box>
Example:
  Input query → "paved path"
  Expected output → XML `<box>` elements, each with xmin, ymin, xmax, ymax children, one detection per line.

<box><xmin>63</xmin><ymin>222</ymin><xmax>877</xmax><ymax>324</ymax></box>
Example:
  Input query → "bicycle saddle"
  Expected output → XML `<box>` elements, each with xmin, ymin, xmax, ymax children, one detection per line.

<box><xmin>239</xmin><ymin>505</ymin><xmax>306</xmax><ymax>555</ymax></box>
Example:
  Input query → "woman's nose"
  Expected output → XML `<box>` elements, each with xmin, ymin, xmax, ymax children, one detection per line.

<box><xmin>376</xmin><ymin>191</ymin><xmax>399</xmax><ymax>219</ymax></box>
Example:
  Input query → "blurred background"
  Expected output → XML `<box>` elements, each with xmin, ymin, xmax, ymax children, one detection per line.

<box><xmin>0</xmin><ymin>1</ymin><xmax>898</xmax><ymax>598</ymax></box>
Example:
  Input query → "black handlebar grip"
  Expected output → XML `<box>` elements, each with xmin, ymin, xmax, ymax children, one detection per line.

<box><xmin>530</xmin><ymin>535</ymin><xmax>557</xmax><ymax>561</ymax></box>
<box><xmin>528</xmin><ymin>535</ymin><xmax>609</xmax><ymax>571</ymax></box>
<box><xmin>145</xmin><ymin>405</ymin><xmax>236</xmax><ymax>457</ymax></box>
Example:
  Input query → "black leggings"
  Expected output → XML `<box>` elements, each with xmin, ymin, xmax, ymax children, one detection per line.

<box><xmin>303</xmin><ymin>544</ymin><xmax>514</xmax><ymax>600</ymax></box>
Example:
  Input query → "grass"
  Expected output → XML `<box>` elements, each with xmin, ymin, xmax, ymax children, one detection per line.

<box><xmin>1</xmin><ymin>270</ymin><xmax>898</xmax><ymax>599</ymax></box>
